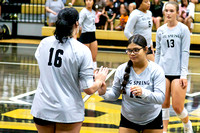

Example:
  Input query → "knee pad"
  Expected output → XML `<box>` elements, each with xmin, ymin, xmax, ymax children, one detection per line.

<box><xmin>162</xmin><ymin>108</ymin><xmax>170</xmax><ymax>120</ymax></box>
<box><xmin>176</xmin><ymin>108</ymin><xmax>188</xmax><ymax>119</ymax></box>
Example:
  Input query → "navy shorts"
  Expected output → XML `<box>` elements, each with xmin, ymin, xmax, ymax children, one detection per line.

<box><xmin>79</xmin><ymin>32</ymin><xmax>96</xmax><ymax>44</ymax></box>
<box><xmin>33</xmin><ymin>117</ymin><xmax>55</xmax><ymax>126</ymax></box>
<box><xmin>119</xmin><ymin>111</ymin><xmax>163</xmax><ymax>132</ymax></box>
<box><xmin>165</xmin><ymin>75</ymin><xmax>180</xmax><ymax>82</ymax></box>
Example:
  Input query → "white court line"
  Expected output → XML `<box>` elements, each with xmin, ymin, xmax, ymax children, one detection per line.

<box><xmin>8</xmin><ymin>90</ymin><xmax>36</xmax><ymax>105</ymax></box>
<box><xmin>0</xmin><ymin>45</ymin><xmax>37</xmax><ymax>49</ymax></box>
<box><xmin>186</xmin><ymin>92</ymin><xmax>200</xmax><ymax>97</ymax></box>
<box><xmin>83</xmin><ymin>69</ymin><xmax>116</xmax><ymax>102</ymax></box>
<box><xmin>0</xmin><ymin>62</ymin><xmax>38</xmax><ymax>66</ymax></box>
<box><xmin>0</xmin><ymin>101</ymin><xmax>31</xmax><ymax>105</ymax></box>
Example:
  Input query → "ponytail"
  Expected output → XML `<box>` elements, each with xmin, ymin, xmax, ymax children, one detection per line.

<box><xmin>120</xmin><ymin>60</ymin><xmax>133</xmax><ymax>94</ymax></box>
<box><xmin>54</xmin><ymin>8</ymin><xmax>79</xmax><ymax>43</ymax></box>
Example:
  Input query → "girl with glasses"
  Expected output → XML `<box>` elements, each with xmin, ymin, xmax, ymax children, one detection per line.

<box><xmin>99</xmin><ymin>34</ymin><xmax>166</xmax><ymax>133</ymax></box>
<box><xmin>31</xmin><ymin>8</ymin><xmax>108</xmax><ymax>133</ymax></box>
<box><xmin>155</xmin><ymin>2</ymin><xmax>192</xmax><ymax>133</ymax></box>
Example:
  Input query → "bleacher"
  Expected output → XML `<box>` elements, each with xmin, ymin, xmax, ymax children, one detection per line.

<box><xmin>1</xmin><ymin>0</ymin><xmax>200</xmax><ymax>53</ymax></box>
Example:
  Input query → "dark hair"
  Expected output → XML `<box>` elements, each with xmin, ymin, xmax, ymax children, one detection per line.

<box><xmin>166</xmin><ymin>1</ymin><xmax>179</xmax><ymax>12</ymax></box>
<box><xmin>120</xmin><ymin>34</ymin><xmax>147</xmax><ymax>94</ymax></box>
<box><xmin>128</xmin><ymin>34</ymin><xmax>147</xmax><ymax>48</ymax></box>
<box><xmin>181</xmin><ymin>0</ymin><xmax>189</xmax><ymax>7</ymax></box>
<box><xmin>135</xmin><ymin>0</ymin><xmax>143</xmax><ymax>9</ymax></box>
<box><xmin>84</xmin><ymin>0</ymin><xmax>96</xmax><ymax>10</ymax></box>
<box><xmin>54</xmin><ymin>8</ymin><xmax>79</xmax><ymax>43</ymax></box>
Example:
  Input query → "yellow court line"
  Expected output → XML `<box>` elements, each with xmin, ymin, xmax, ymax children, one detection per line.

<box><xmin>0</xmin><ymin>39</ymin><xmax>41</xmax><ymax>44</ymax></box>
<box><xmin>0</xmin><ymin>121</ymin><xmax>36</xmax><ymax>130</ymax></box>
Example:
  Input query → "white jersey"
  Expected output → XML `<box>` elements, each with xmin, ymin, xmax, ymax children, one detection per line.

<box><xmin>155</xmin><ymin>22</ymin><xmax>190</xmax><ymax>79</ymax></box>
<box><xmin>124</xmin><ymin>9</ymin><xmax>153</xmax><ymax>47</ymax></box>
<box><xmin>102</xmin><ymin>61</ymin><xmax>165</xmax><ymax>125</ymax></box>
<box><xmin>31</xmin><ymin>36</ymin><xmax>94</xmax><ymax>123</ymax></box>
<box><xmin>79</xmin><ymin>8</ymin><xmax>96</xmax><ymax>33</ymax></box>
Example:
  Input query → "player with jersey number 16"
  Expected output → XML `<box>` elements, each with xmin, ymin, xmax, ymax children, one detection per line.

<box><xmin>31</xmin><ymin>8</ymin><xmax>108</xmax><ymax>133</ymax></box>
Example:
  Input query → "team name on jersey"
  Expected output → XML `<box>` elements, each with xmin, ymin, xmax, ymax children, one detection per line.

<box><xmin>162</xmin><ymin>34</ymin><xmax>181</xmax><ymax>39</ymax></box>
<box><xmin>128</xmin><ymin>80</ymin><xmax>150</xmax><ymax>85</ymax></box>
<box><xmin>141</xmin><ymin>17</ymin><xmax>151</xmax><ymax>21</ymax></box>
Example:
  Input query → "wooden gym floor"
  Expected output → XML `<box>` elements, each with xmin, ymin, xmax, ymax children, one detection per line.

<box><xmin>0</xmin><ymin>39</ymin><xmax>200</xmax><ymax>133</ymax></box>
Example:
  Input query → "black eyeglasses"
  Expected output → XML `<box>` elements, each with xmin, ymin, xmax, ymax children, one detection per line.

<box><xmin>126</xmin><ymin>48</ymin><xmax>143</xmax><ymax>54</ymax></box>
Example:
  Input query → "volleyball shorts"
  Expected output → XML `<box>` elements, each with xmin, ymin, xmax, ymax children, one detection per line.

<box><xmin>33</xmin><ymin>117</ymin><xmax>55</xmax><ymax>126</ymax></box>
<box><xmin>165</xmin><ymin>75</ymin><xmax>180</xmax><ymax>82</ymax></box>
<box><xmin>79</xmin><ymin>32</ymin><xmax>96</xmax><ymax>44</ymax></box>
<box><xmin>119</xmin><ymin>111</ymin><xmax>163</xmax><ymax>132</ymax></box>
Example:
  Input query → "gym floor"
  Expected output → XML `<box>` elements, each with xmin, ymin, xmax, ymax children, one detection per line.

<box><xmin>0</xmin><ymin>40</ymin><xmax>200</xmax><ymax>133</ymax></box>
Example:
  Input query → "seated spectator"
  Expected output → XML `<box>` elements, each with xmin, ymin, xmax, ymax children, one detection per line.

<box><xmin>68</xmin><ymin>0</ymin><xmax>76</xmax><ymax>6</ymax></box>
<box><xmin>128</xmin><ymin>2</ymin><xmax>136</xmax><ymax>14</ymax></box>
<box><xmin>45</xmin><ymin>0</ymin><xmax>64</xmax><ymax>27</ymax></box>
<box><xmin>95</xmin><ymin>0</ymin><xmax>107</xmax><ymax>29</ymax></box>
<box><xmin>190</xmin><ymin>0</ymin><xmax>200</xmax><ymax>4</ymax></box>
<box><xmin>104</xmin><ymin>0</ymin><xmax>116</xmax><ymax>30</ymax></box>
<box><xmin>115</xmin><ymin>8</ymin><xmax>128</xmax><ymax>30</ymax></box>
<box><xmin>178</xmin><ymin>0</ymin><xmax>195</xmax><ymax>33</ymax></box>
<box><xmin>114</xmin><ymin>0</ymin><xmax>129</xmax><ymax>18</ymax></box>
<box><xmin>150</xmin><ymin>0</ymin><xmax>164</xmax><ymax>30</ymax></box>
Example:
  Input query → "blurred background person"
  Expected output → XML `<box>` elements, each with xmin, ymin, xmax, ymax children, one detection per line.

<box><xmin>150</xmin><ymin>0</ymin><xmax>164</xmax><ymax>30</ymax></box>
<box><xmin>178</xmin><ymin>0</ymin><xmax>195</xmax><ymax>33</ymax></box>
<box><xmin>45</xmin><ymin>0</ymin><xmax>64</xmax><ymax>26</ymax></box>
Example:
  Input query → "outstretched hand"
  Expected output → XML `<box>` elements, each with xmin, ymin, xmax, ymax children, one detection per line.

<box><xmin>94</xmin><ymin>66</ymin><xmax>108</xmax><ymax>84</ymax></box>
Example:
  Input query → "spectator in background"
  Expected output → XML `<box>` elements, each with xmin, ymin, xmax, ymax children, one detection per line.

<box><xmin>178</xmin><ymin>0</ymin><xmax>195</xmax><ymax>33</ymax></box>
<box><xmin>68</xmin><ymin>0</ymin><xmax>76</xmax><ymax>6</ymax></box>
<box><xmin>0</xmin><ymin>0</ymin><xmax>2</xmax><ymax>21</ymax></box>
<box><xmin>115</xmin><ymin>8</ymin><xmax>128</xmax><ymax>30</ymax></box>
<box><xmin>104</xmin><ymin>0</ymin><xmax>116</xmax><ymax>30</ymax></box>
<box><xmin>114</xmin><ymin>0</ymin><xmax>129</xmax><ymax>18</ymax></box>
<box><xmin>95</xmin><ymin>0</ymin><xmax>107</xmax><ymax>29</ymax></box>
<box><xmin>150</xmin><ymin>0</ymin><xmax>164</xmax><ymax>30</ymax></box>
<box><xmin>190</xmin><ymin>0</ymin><xmax>200</xmax><ymax>4</ymax></box>
<box><xmin>128</xmin><ymin>3</ymin><xmax>136</xmax><ymax>14</ymax></box>
<box><xmin>45</xmin><ymin>0</ymin><xmax>64</xmax><ymax>26</ymax></box>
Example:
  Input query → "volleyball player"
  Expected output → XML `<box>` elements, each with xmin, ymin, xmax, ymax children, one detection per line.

<box><xmin>98</xmin><ymin>34</ymin><xmax>166</xmax><ymax>133</ymax></box>
<box><xmin>31</xmin><ymin>8</ymin><xmax>108</xmax><ymax>133</ymax></box>
<box><xmin>155</xmin><ymin>2</ymin><xmax>193</xmax><ymax>133</ymax></box>
<box><xmin>124</xmin><ymin>0</ymin><xmax>154</xmax><ymax>61</ymax></box>
<box><xmin>79</xmin><ymin>0</ymin><xmax>98</xmax><ymax>70</ymax></box>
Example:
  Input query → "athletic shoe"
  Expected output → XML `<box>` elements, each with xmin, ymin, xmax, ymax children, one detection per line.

<box><xmin>183</xmin><ymin>122</ymin><xmax>193</xmax><ymax>133</ymax></box>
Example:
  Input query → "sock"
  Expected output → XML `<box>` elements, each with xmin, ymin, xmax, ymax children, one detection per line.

<box><xmin>183</xmin><ymin>120</ymin><xmax>192</xmax><ymax>128</ymax></box>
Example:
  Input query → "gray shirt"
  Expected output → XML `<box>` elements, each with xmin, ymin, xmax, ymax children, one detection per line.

<box><xmin>155</xmin><ymin>22</ymin><xmax>190</xmax><ymax>79</ymax></box>
<box><xmin>124</xmin><ymin>9</ymin><xmax>153</xmax><ymax>48</ymax></box>
<box><xmin>102</xmin><ymin>61</ymin><xmax>165</xmax><ymax>125</ymax></box>
<box><xmin>79</xmin><ymin>8</ymin><xmax>96</xmax><ymax>33</ymax></box>
<box><xmin>46</xmin><ymin>0</ymin><xmax>64</xmax><ymax>13</ymax></box>
<box><xmin>31</xmin><ymin>36</ymin><xmax>94</xmax><ymax>123</ymax></box>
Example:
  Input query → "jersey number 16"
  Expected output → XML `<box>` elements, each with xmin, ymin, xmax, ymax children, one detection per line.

<box><xmin>48</xmin><ymin>48</ymin><xmax>64</xmax><ymax>67</ymax></box>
